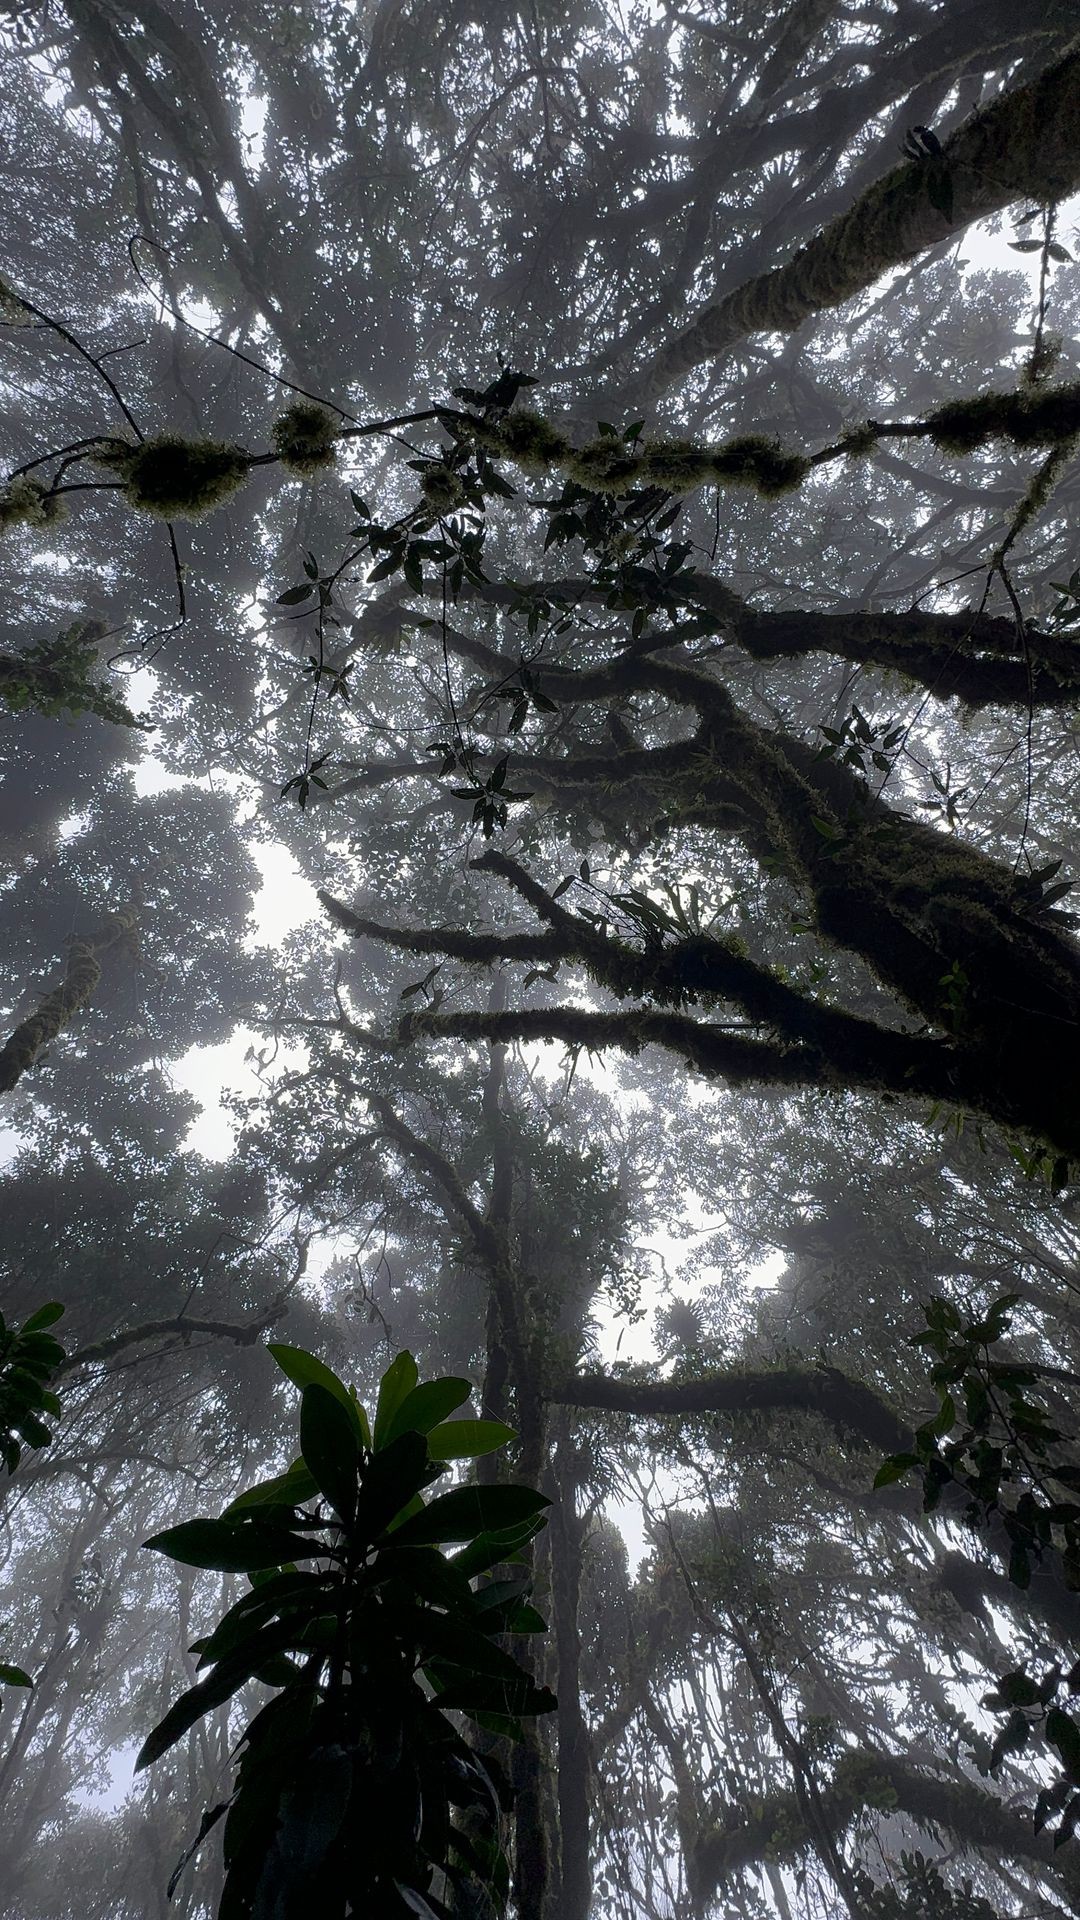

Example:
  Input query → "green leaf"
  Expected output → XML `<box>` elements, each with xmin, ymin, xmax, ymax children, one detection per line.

<box><xmin>276</xmin><ymin>582</ymin><xmax>315</xmax><ymax>605</ymax></box>
<box><xmin>267</xmin><ymin>1346</ymin><xmax>369</xmax><ymax>1447</ymax></box>
<box><xmin>193</xmin><ymin>1572</ymin><xmax>331</xmax><ymax>1667</ymax></box>
<box><xmin>20</xmin><ymin>1303</ymin><xmax>64</xmax><ymax>1332</ymax></box>
<box><xmin>391</xmin><ymin>1484</ymin><xmax>550</xmax><ymax>1548</ymax></box>
<box><xmin>1047</xmin><ymin>1707</ymin><xmax>1080</xmax><ymax>1785</ymax></box>
<box><xmin>0</xmin><ymin>1663</ymin><xmax>32</xmax><ymax>1687</ymax></box>
<box><xmin>415</xmin><ymin>1612</ymin><xmax>534</xmax><ymax>1681</ymax></box>
<box><xmin>505</xmin><ymin>1603</ymin><xmax>547</xmax><ymax>1633</ymax></box>
<box><xmin>873</xmin><ymin>1453</ymin><xmax>919</xmax><ymax>1488</ymax></box>
<box><xmin>451</xmin><ymin>1517</ymin><xmax>545</xmax><ymax>1580</ymax></box>
<box><xmin>429</xmin><ymin>1669</ymin><xmax>557</xmax><ymax>1719</ymax></box>
<box><xmin>372</xmin><ymin>1544</ymin><xmax>475</xmax><ymax>1613</ymax></box>
<box><xmin>373</xmin><ymin>1352</ymin><xmax>420</xmax><ymax>1449</ymax></box>
<box><xmin>136</xmin><ymin>1621</ymin><xmax>307</xmax><ymax>1770</ymax></box>
<box><xmin>385</xmin><ymin>1378</ymin><xmax>471</xmax><ymax>1445</ymax></box>
<box><xmin>353</xmin><ymin>1430</ymin><xmax>434</xmax><ymax>1544</ymax></box>
<box><xmin>300</xmin><ymin>1384</ymin><xmax>361</xmax><ymax>1522</ymax></box>
<box><xmin>426</xmin><ymin>1419</ymin><xmax>515</xmax><ymax>1460</ymax></box>
<box><xmin>223</xmin><ymin>1461</ymin><xmax>320</xmax><ymax>1516</ymax></box>
<box><xmin>143</xmin><ymin>1518</ymin><xmax>315</xmax><ymax>1573</ymax></box>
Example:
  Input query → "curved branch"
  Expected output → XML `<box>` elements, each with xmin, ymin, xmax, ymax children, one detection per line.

<box><xmin>690</xmin><ymin>1750</ymin><xmax>1080</xmax><ymax>1908</ymax></box>
<box><xmin>547</xmin><ymin>1365</ymin><xmax>913</xmax><ymax>1456</ymax></box>
<box><xmin>61</xmin><ymin>1303</ymin><xmax>288</xmax><ymax>1374</ymax></box>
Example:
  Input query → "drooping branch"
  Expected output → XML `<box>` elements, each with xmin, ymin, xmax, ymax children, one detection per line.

<box><xmin>397</xmin><ymin>1002</ymin><xmax>1004</xmax><ymax>1130</ymax></box>
<box><xmin>689</xmin><ymin>1749</ymin><xmax>1080</xmax><ymax>1909</ymax></box>
<box><xmin>61</xmin><ymin>1303</ymin><xmax>288</xmax><ymax>1374</ymax></box>
<box><xmin>0</xmin><ymin>912</ymin><xmax>136</xmax><ymax>1095</ymax></box>
<box><xmin>444</xmin><ymin>571</ymin><xmax>1080</xmax><ymax>711</ymax></box>
<box><xmin>636</xmin><ymin>46</ymin><xmax>1080</xmax><ymax>398</ymax></box>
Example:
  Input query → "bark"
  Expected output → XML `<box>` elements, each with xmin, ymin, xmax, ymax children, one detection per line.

<box><xmin>547</xmin><ymin>1446</ymin><xmax>592</xmax><ymax>1920</ymax></box>
<box><xmin>548</xmin><ymin>1363</ymin><xmax>913</xmax><ymax>1456</ymax></box>
<box><xmin>0</xmin><ymin>911</ymin><xmax>135</xmax><ymax>1094</ymax></box>
<box><xmin>637</xmin><ymin>47</ymin><xmax>1080</xmax><ymax>399</ymax></box>
<box><xmin>413</xmin><ymin>574</ymin><xmax>1080</xmax><ymax>710</ymax></box>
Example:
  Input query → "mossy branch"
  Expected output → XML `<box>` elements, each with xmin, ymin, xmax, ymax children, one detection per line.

<box><xmin>547</xmin><ymin>1365</ymin><xmax>912</xmax><ymax>1455</ymax></box>
<box><xmin>690</xmin><ymin>1750</ymin><xmax>1080</xmax><ymax>1904</ymax></box>
<box><xmin>638</xmin><ymin>45</ymin><xmax>1080</xmax><ymax>397</ymax></box>
<box><xmin>0</xmin><ymin>913</ymin><xmax>136</xmax><ymax>1095</ymax></box>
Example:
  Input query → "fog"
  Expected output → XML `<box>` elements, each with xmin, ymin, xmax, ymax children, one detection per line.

<box><xmin>2</xmin><ymin>4</ymin><xmax>1080</xmax><ymax>1916</ymax></box>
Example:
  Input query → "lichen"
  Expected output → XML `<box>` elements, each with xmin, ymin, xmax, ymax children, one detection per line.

<box><xmin>567</xmin><ymin>437</ymin><xmax>645</xmax><ymax>493</ymax></box>
<box><xmin>0</xmin><ymin>476</ymin><xmax>67</xmax><ymax>534</ymax></box>
<box><xmin>926</xmin><ymin>381</ymin><xmax>1080</xmax><ymax>455</ymax></box>
<box><xmin>271</xmin><ymin>402</ymin><xmax>339</xmax><ymax>476</ymax></box>
<box><xmin>640</xmin><ymin>441</ymin><xmax>716</xmax><ymax>492</ymax></box>
<box><xmin>496</xmin><ymin>410</ymin><xmax>570</xmax><ymax>471</ymax></box>
<box><xmin>419</xmin><ymin>462</ymin><xmax>467</xmax><ymax>512</ymax></box>
<box><xmin>709</xmin><ymin>434</ymin><xmax>810</xmax><ymax>496</ymax></box>
<box><xmin>99</xmin><ymin>434</ymin><xmax>251</xmax><ymax>519</ymax></box>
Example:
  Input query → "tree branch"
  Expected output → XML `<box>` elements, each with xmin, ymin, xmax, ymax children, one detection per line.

<box><xmin>637</xmin><ymin>47</ymin><xmax>1080</xmax><ymax>398</ymax></box>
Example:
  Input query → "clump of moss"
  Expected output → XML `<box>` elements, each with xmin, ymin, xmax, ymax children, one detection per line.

<box><xmin>926</xmin><ymin>381</ymin><xmax>1080</xmax><ymax>455</ymax></box>
<box><xmin>0</xmin><ymin>476</ymin><xmax>67</xmax><ymax>533</ymax></box>
<box><xmin>100</xmin><ymin>434</ymin><xmax>250</xmax><ymax>519</ymax></box>
<box><xmin>271</xmin><ymin>401</ymin><xmax>339</xmax><ymax>476</ymax></box>
<box><xmin>838</xmin><ymin>422</ymin><xmax>878</xmax><ymax>457</ymax></box>
<box><xmin>0</xmin><ymin>275</ymin><xmax>29</xmax><ymax>327</ymax></box>
<box><xmin>567</xmin><ymin>436</ymin><xmax>645</xmax><ymax>493</ymax></box>
<box><xmin>709</xmin><ymin>434</ymin><xmax>810</xmax><ymax>497</ymax></box>
<box><xmin>496</xmin><ymin>410</ymin><xmax>570</xmax><ymax>472</ymax></box>
<box><xmin>640</xmin><ymin>441</ymin><xmax>716</xmax><ymax>492</ymax></box>
<box><xmin>419</xmin><ymin>462</ymin><xmax>467</xmax><ymax>512</ymax></box>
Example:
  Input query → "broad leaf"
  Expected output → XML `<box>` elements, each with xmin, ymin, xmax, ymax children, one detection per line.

<box><xmin>374</xmin><ymin>1351</ymin><xmax>420</xmax><ymax>1448</ymax></box>
<box><xmin>268</xmin><ymin>1344</ymin><xmax>370</xmax><ymax>1447</ymax></box>
<box><xmin>391</xmin><ymin>1484</ymin><xmax>550</xmax><ymax>1548</ymax></box>
<box><xmin>300</xmin><ymin>1383</ymin><xmax>360</xmax><ymax>1521</ymax></box>
<box><xmin>385</xmin><ymin>1377</ymin><xmax>471</xmax><ymax>1445</ymax></box>
<box><xmin>426</xmin><ymin>1419</ymin><xmax>515</xmax><ymax>1460</ymax></box>
<box><xmin>143</xmin><ymin>1517</ymin><xmax>315</xmax><ymax>1573</ymax></box>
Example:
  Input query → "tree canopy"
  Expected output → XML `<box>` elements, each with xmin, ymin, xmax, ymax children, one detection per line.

<box><xmin>3</xmin><ymin>3</ymin><xmax>1080</xmax><ymax>1916</ymax></box>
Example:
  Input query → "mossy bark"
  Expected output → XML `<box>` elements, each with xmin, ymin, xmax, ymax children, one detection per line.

<box><xmin>690</xmin><ymin>1750</ymin><xmax>1080</xmax><ymax>1908</ymax></box>
<box><xmin>639</xmin><ymin>47</ymin><xmax>1080</xmax><ymax>398</ymax></box>
<box><xmin>0</xmin><ymin>913</ymin><xmax>135</xmax><ymax>1094</ymax></box>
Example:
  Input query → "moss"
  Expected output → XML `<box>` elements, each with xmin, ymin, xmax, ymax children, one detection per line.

<box><xmin>496</xmin><ymin>410</ymin><xmax>570</xmax><ymax>472</ymax></box>
<box><xmin>271</xmin><ymin>402</ymin><xmax>339</xmax><ymax>476</ymax></box>
<box><xmin>567</xmin><ymin>437</ymin><xmax>645</xmax><ymax>493</ymax></box>
<box><xmin>709</xmin><ymin>434</ymin><xmax>810</xmax><ymax>496</ymax></box>
<box><xmin>640</xmin><ymin>441</ymin><xmax>716</xmax><ymax>492</ymax></box>
<box><xmin>0</xmin><ymin>476</ymin><xmax>67</xmax><ymax>533</ymax></box>
<box><xmin>0</xmin><ymin>275</ymin><xmax>29</xmax><ymax>326</ymax></box>
<box><xmin>926</xmin><ymin>381</ymin><xmax>1080</xmax><ymax>454</ymax></box>
<box><xmin>100</xmin><ymin>434</ymin><xmax>250</xmax><ymax>519</ymax></box>
<box><xmin>419</xmin><ymin>462</ymin><xmax>467</xmax><ymax>512</ymax></box>
<box><xmin>838</xmin><ymin>422</ymin><xmax>878</xmax><ymax>456</ymax></box>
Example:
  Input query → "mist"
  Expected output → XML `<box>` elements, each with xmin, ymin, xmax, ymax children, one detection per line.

<box><xmin>2</xmin><ymin>4</ymin><xmax>1080</xmax><ymax>1916</ymax></box>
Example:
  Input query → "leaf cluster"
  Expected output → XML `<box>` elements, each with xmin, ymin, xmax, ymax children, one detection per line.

<box><xmin>139</xmin><ymin>1344</ymin><xmax>554</xmax><ymax>1919</ymax></box>
<box><xmin>0</xmin><ymin>1301</ymin><xmax>65</xmax><ymax>1474</ymax></box>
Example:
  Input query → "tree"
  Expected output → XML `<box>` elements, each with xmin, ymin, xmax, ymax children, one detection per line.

<box><xmin>3</xmin><ymin>4</ymin><xmax>1080</xmax><ymax>1916</ymax></box>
